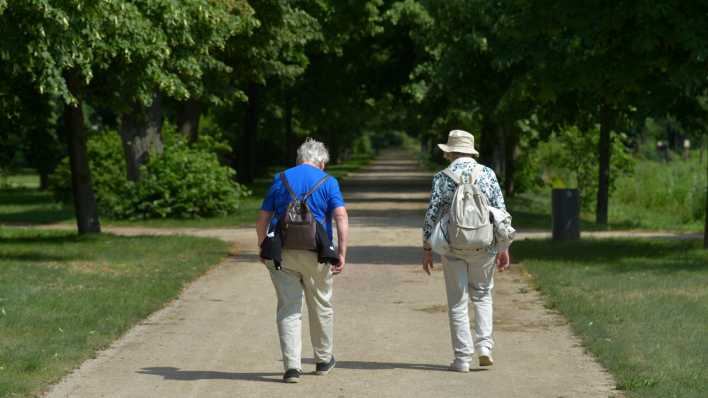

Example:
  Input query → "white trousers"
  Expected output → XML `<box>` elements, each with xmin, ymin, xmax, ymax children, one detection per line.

<box><xmin>267</xmin><ymin>249</ymin><xmax>334</xmax><ymax>371</ymax></box>
<box><xmin>442</xmin><ymin>252</ymin><xmax>496</xmax><ymax>364</ymax></box>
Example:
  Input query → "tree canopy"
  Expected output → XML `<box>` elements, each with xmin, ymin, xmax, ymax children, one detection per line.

<box><xmin>1</xmin><ymin>0</ymin><xmax>707</xmax><ymax>236</ymax></box>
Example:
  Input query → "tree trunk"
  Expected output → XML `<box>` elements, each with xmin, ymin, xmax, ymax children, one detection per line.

<box><xmin>119</xmin><ymin>94</ymin><xmax>164</xmax><ymax>181</ymax></box>
<box><xmin>504</xmin><ymin>124</ymin><xmax>519</xmax><ymax>197</ymax></box>
<box><xmin>284</xmin><ymin>92</ymin><xmax>297</xmax><ymax>165</ymax></box>
<box><xmin>238</xmin><ymin>83</ymin><xmax>259</xmax><ymax>183</ymax></box>
<box><xmin>39</xmin><ymin>172</ymin><xmax>49</xmax><ymax>190</ymax></box>
<box><xmin>479</xmin><ymin>116</ymin><xmax>505</xmax><ymax>175</ymax></box>
<box><xmin>63</xmin><ymin>71</ymin><xmax>101</xmax><ymax>234</ymax></box>
<box><xmin>176</xmin><ymin>98</ymin><xmax>201</xmax><ymax>143</ymax></box>
<box><xmin>704</xmin><ymin>183</ymin><xmax>708</xmax><ymax>249</ymax></box>
<box><xmin>328</xmin><ymin>127</ymin><xmax>340</xmax><ymax>164</ymax></box>
<box><xmin>596</xmin><ymin>105</ymin><xmax>612</xmax><ymax>225</ymax></box>
<box><xmin>704</xmin><ymin>151</ymin><xmax>708</xmax><ymax>249</ymax></box>
<box><xmin>479</xmin><ymin>116</ymin><xmax>495</xmax><ymax>167</ymax></box>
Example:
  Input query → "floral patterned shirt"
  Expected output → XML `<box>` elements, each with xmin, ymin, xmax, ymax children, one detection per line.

<box><xmin>423</xmin><ymin>157</ymin><xmax>506</xmax><ymax>249</ymax></box>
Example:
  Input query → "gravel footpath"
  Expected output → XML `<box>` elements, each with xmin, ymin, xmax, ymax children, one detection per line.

<box><xmin>44</xmin><ymin>150</ymin><xmax>621</xmax><ymax>398</ymax></box>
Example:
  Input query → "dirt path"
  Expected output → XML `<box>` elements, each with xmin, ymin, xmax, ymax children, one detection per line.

<box><xmin>44</xmin><ymin>150</ymin><xmax>620</xmax><ymax>398</ymax></box>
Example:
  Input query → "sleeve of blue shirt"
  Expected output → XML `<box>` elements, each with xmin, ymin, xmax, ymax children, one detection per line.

<box><xmin>326</xmin><ymin>177</ymin><xmax>345</xmax><ymax>212</ymax></box>
<box><xmin>261</xmin><ymin>174</ymin><xmax>281</xmax><ymax>212</ymax></box>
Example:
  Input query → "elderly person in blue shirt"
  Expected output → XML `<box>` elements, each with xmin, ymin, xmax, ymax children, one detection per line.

<box><xmin>256</xmin><ymin>138</ymin><xmax>349</xmax><ymax>383</ymax></box>
<box><xmin>422</xmin><ymin>130</ymin><xmax>510</xmax><ymax>372</ymax></box>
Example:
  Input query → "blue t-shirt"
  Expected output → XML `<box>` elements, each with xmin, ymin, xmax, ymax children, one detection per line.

<box><xmin>261</xmin><ymin>164</ymin><xmax>345</xmax><ymax>240</ymax></box>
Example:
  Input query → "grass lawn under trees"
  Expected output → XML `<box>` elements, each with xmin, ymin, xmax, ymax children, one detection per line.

<box><xmin>515</xmin><ymin>238</ymin><xmax>708</xmax><ymax>398</ymax></box>
<box><xmin>0</xmin><ymin>228</ymin><xmax>229</xmax><ymax>397</ymax></box>
<box><xmin>0</xmin><ymin>155</ymin><xmax>373</xmax><ymax>229</ymax></box>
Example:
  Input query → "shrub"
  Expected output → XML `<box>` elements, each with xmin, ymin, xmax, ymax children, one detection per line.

<box><xmin>49</xmin><ymin>128</ymin><xmax>250</xmax><ymax>219</ymax></box>
<box><xmin>48</xmin><ymin>131</ymin><xmax>131</xmax><ymax>214</ymax></box>
<box><xmin>131</xmin><ymin>132</ymin><xmax>249</xmax><ymax>219</ymax></box>
<box><xmin>352</xmin><ymin>134</ymin><xmax>374</xmax><ymax>157</ymax></box>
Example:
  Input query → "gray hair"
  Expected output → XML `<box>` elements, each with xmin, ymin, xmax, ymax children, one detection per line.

<box><xmin>444</xmin><ymin>151</ymin><xmax>472</xmax><ymax>161</ymax></box>
<box><xmin>296</xmin><ymin>138</ymin><xmax>330</xmax><ymax>165</ymax></box>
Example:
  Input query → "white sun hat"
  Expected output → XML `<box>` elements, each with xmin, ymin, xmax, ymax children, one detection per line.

<box><xmin>437</xmin><ymin>129</ymin><xmax>479</xmax><ymax>156</ymax></box>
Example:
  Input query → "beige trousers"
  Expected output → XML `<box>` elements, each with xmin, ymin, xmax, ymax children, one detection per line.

<box><xmin>267</xmin><ymin>249</ymin><xmax>334</xmax><ymax>371</ymax></box>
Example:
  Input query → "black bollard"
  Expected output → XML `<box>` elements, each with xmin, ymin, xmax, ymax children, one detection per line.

<box><xmin>552</xmin><ymin>188</ymin><xmax>580</xmax><ymax>240</ymax></box>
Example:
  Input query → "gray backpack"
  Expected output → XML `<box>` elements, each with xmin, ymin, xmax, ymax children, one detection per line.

<box><xmin>442</xmin><ymin>165</ymin><xmax>494</xmax><ymax>250</ymax></box>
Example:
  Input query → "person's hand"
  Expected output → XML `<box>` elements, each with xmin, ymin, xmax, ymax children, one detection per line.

<box><xmin>331</xmin><ymin>254</ymin><xmax>345</xmax><ymax>274</ymax></box>
<box><xmin>422</xmin><ymin>249</ymin><xmax>434</xmax><ymax>275</ymax></box>
<box><xmin>257</xmin><ymin>240</ymin><xmax>267</xmax><ymax>264</ymax></box>
<box><xmin>496</xmin><ymin>249</ymin><xmax>510</xmax><ymax>272</ymax></box>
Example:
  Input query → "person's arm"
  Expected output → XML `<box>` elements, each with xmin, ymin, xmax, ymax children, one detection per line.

<box><xmin>257</xmin><ymin>173</ymin><xmax>280</xmax><ymax>250</ymax></box>
<box><xmin>332</xmin><ymin>206</ymin><xmax>348</xmax><ymax>274</ymax></box>
<box><xmin>256</xmin><ymin>210</ymin><xmax>273</xmax><ymax>247</ymax></box>
<box><xmin>422</xmin><ymin>173</ymin><xmax>447</xmax><ymax>275</ymax></box>
<box><xmin>480</xmin><ymin>168</ymin><xmax>511</xmax><ymax>271</ymax></box>
<box><xmin>256</xmin><ymin>210</ymin><xmax>274</xmax><ymax>264</ymax></box>
<box><xmin>496</xmin><ymin>250</ymin><xmax>510</xmax><ymax>271</ymax></box>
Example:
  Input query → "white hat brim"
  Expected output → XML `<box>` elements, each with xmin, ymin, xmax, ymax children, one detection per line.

<box><xmin>437</xmin><ymin>143</ymin><xmax>479</xmax><ymax>156</ymax></box>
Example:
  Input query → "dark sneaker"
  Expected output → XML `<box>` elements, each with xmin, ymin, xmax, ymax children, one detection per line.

<box><xmin>315</xmin><ymin>356</ymin><xmax>336</xmax><ymax>375</ymax></box>
<box><xmin>283</xmin><ymin>368</ymin><xmax>302</xmax><ymax>383</ymax></box>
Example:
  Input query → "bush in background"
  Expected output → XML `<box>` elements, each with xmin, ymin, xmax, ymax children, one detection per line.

<box><xmin>49</xmin><ymin>127</ymin><xmax>250</xmax><ymax>219</ymax></box>
<box><xmin>352</xmin><ymin>133</ymin><xmax>375</xmax><ymax>157</ymax></box>
<box><xmin>48</xmin><ymin>131</ymin><xmax>131</xmax><ymax>214</ymax></box>
<box><xmin>131</xmin><ymin>131</ymin><xmax>249</xmax><ymax>218</ymax></box>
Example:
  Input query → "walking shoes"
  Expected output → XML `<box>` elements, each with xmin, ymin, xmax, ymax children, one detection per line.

<box><xmin>283</xmin><ymin>368</ymin><xmax>303</xmax><ymax>383</ymax></box>
<box><xmin>315</xmin><ymin>356</ymin><xmax>336</xmax><ymax>375</ymax></box>
<box><xmin>478</xmin><ymin>347</ymin><xmax>494</xmax><ymax>367</ymax></box>
<box><xmin>449</xmin><ymin>360</ymin><xmax>471</xmax><ymax>373</ymax></box>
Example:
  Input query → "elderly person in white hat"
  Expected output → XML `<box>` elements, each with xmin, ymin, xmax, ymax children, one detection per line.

<box><xmin>422</xmin><ymin>129</ymin><xmax>510</xmax><ymax>372</ymax></box>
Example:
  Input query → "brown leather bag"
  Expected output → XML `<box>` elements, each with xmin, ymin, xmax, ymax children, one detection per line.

<box><xmin>279</xmin><ymin>173</ymin><xmax>330</xmax><ymax>250</ymax></box>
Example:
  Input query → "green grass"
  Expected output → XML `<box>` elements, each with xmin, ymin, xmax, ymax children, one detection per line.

<box><xmin>0</xmin><ymin>189</ymin><xmax>74</xmax><ymax>225</ymax></box>
<box><xmin>0</xmin><ymin>155</ymin><xmax>373</xmax><ymax>229</ymax></box>
<box><xmin>511</xmin><ymin>154</ymin><xmax>706</xmax><ymax>232</ymax></box>
<box><xmin>0</xmin><ymin>228</ymin><xmax>229</xmax><ymax>398</ymax></box>
<box><xmin>610</xmin><ymin>156</ymin><xmax>706</xmax><ymax>231</ymax></box>
<box><xmin>515</xmin><ymin>238</ymin><xmax>708</xmax><ymax>398</ymax></box>
<box><xmin>0</xmin><ymin>173</ymin><xmax>40</xmax><ymax>189</ymax></box>
<box><xmin>508</xmin><ymin>189</ymin><xmax>645</xmax><ymax>231</ymax></box>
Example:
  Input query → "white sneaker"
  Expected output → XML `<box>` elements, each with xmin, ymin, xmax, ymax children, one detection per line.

<box><xmin>478</xmin><ymin>348</ymin><xmax>494</xmax><ymax>367</ymax></box>
<box><xmin>449</xmin><ymin>360</ymin><xmax>470</xmax><ymax>372</ymax></box>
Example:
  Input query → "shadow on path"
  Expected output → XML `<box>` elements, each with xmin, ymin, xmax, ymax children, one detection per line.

<box><xmin>137</xmin><ymin>367</ymin><xmax>282</xmax><ymax>383</ymax></box>
<box><xmin>137</xmin><ymin>360</ymin><xmax>477</xmax><ymax>384</ymax></box>
<box><xmin>300</xmin><ymin>358</ymin><xmax>484</xmax><ymax>372</ymax></box>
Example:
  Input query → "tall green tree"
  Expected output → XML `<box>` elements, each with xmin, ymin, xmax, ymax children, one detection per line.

<box><xmin>0</xmin><ymin>0</ymin><xmax>136</xmax><ymax>233</ymax></box>
<box><xmin>413</xmin><ymin>0</ymin><xmax>534</xmax><ymax>194</ymax></box>
<box><xmin>487</xmin><ymin>0</ymin><xmax>708</xmax><ymax>224</ymax></box>
<box><xmin>224</xmin><ymin>0</ymin><xmax>321</xmax><ymax>182</ymax></box>
<box><xmin>88</xmin><ymin>0</ymin><xmax>253</xmax><ymax>181</ymax></box>
<box><xmin>294</xmin><ymin>0</ymin><xmax>426</xmax><ymax>162</ymax></box>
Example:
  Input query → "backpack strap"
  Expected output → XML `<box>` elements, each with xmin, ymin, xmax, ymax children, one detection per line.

<box><xmin>279</xmin><ymin>172</ymin><xmax>299</xmax><ymax>203</ymax></box>
<box><xmin>303</xmin><ymin>175</ymin><xmax>331</xmax><ymax>201</ymax></box>
<box><xmin>469</xmin><ymin>164</ymin><xmax>484</xmax><ymax>184</ymax></box>
<box><xmin>442</xmin><ymin>168</ymin><xmax>460</xmax><ymax>185</ymax></box>
<box><xmin>442</xmin><ymin>164</ymin><xmax>484</xmax><ymax>185</ymax></box>
<box><xmin>279</xmin><ymin>172</ymin><xmax>330</xmax><ymax>203</ymax></box>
